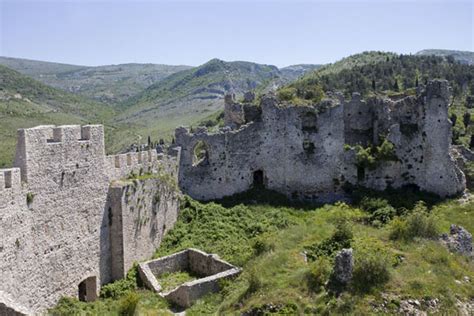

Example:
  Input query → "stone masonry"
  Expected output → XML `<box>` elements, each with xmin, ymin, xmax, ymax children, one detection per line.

<box><xmin>138</xmin><ymin>248</ymin><xmax>241</xmax><ymax>308</ymax></box>
<box><xmin>0</xmin><ymin>125</ymin><xmax>180</xmax><ymax>314</ymax></box>
<box><xmin>176</xmin><ymin>80</ymin><xmax>465</xmax><ymax>201</ymax></box>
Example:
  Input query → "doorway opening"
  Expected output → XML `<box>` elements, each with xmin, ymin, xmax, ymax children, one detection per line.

<box><xmin>252</xmin><ymin>170</ymin><xmax>265</xmax><ymax>188</ymax></box>
<box><xmin>78</xmin><ymin>276</ymin><xmax>97</xmax><ymax>302</ymax></box>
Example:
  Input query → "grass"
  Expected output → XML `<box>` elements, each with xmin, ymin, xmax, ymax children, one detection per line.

<box><xmin>156</xmin><ymin>271</ymin><xmax>198</xmax><ymax>292</ymax></box>
<box><xmin>48</xmin><ymin>188</ymin><xmax>474</xmax><ymax>315</ymax></box>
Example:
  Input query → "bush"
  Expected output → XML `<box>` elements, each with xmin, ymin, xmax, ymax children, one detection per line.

<box><xmin>307</xmin><ymin>257</ymin><xmax>332</xmax><ymax>291</ymax></box>
<box><xmin>352</xmin><ymin>248</ymin><xmax>390</xmax><ymax>293</ymax></box>
<box><xmin>100</xmin><ymin>264</ymin><xmax>139</xmax><ymax>299</ymax></box>
<box><xmin>306</xmin><ymin>221</ymin><xmax>353</xmax><ymax>260</ymax></box>
<box><xmin>389</xmin><ymin>202</ymin><xmax>439</xmax><ymax>241</ymax></box>
<box><xmin>359</xmin><ymin>197</ymin><xmax>396</xmax><ymax>226</ymax></box>
<box><xmin>277</xmin><ymin>87</ymin><xmax>297</xmax><ymax>101</ymax></box>
<box><xmin>252</xmin><ymin>235</ymin><xmax>275</xmax><ymax>255</ymax></box>
<box><xmin>244</xmin><ymin>268</ymin><xmax>263</xmax><ymax>298</ymax></box>
<box><xmin>118</xmin><ymin>292</ymin><xmax>139</xmax><ymax>316</ymax></box>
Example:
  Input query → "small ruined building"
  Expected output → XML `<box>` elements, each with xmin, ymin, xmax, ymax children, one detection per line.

<box><xmin>0</xmin><ymin>125</ymin><xmax>180</xmax><ymax>315</ymax></box>
<box><xmin>176</xmin><ymin>80</ymin><xmax>465</xmax><ymax>201</ymax></box>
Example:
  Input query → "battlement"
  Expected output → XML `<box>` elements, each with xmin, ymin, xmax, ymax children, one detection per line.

<box><xmin>14</xmin><ymin>125</ymin><xmax>105</xmax><ymax>185</ymax></box>
<box><xmin>106</xmin><ymin>150</ymin><xmax>160</xmax><ymax>180</ymax></box>
<box><xmin>18</xmin><ymin>124</ymin><xmax>104</xmax><ymax>146</ymax></box>
<box><xmin>426</xmin><ymin>79</ymin><xmax>450</xmax><ymax>101</ymax></box>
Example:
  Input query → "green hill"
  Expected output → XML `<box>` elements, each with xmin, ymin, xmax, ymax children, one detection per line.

<box><xmin>0</xmin><ymin>57</ymin><xmax>192</xmax><ymax>103</ymax></box>
<box><xmin>0</xmin><ymin>65</ymin><xmax>116</xmax><ymax>167</ymax></box>
<box><xmin>416</xmin><ymin>49</ymin><xmax>474</xmax><ymax>65</ymax></box>
<box><xmin>107</xmin><ymin>59</ymin><xmax>317</xmax><ymax>152</ymax></box>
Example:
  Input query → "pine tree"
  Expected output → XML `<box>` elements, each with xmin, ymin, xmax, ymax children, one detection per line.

<box><xmin>393</xmin><ymin>79</ymin><xmax>399</xmax><ymax>92</ymax></box>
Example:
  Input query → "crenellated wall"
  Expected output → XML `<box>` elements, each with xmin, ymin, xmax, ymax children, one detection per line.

<box><xmin>0</xmin><ymin>125</ymin><xmax>180</xmax><ymax>315</ymax></box>
<box><xmin>177</xmin><ymin>80</ymin><xmax>466</xmax><ymax>201</ymax></box>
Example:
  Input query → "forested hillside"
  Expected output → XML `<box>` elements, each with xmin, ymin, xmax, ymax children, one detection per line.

<box><xmin>280</xmin><ymin>52</ymin><xmax>474</xmax><ymax>148</ymax></box>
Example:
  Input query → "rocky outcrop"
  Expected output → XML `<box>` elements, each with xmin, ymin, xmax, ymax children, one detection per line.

<box><xmin>332</xmin><ymin>248</ymin><xmax>354</xmax><ymax>285</ymax></box>
<box><xmin>441</xmin><ymin>225</ymin><xmax>473</xmax><ymax>257</ymax></box>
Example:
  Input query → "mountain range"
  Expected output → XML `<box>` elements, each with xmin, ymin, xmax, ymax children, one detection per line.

<box><xmin>0</xmin><ymin>49</ymin><xmax>471</xmax><ymax>166</ymax></box>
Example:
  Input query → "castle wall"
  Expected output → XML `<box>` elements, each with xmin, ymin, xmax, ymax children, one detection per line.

<box><xmin>260</xmin><ymin>97</ymin><xmax>346</xmax><ymax>200</ymax></box>
<box><xmin>108</xmin><ymin>177</ymin><xmax>180</xmax><ymax>280</ymax></box>
<box><xmin>0</xmin><ymin>125</ymin><xmax>180</xmax><ymax>314</ymax></box>
<box><xmin>176</xmin><ymin>123</ymin><xmax>263</xmax><ymax>200</ymax></box>
<box><xmin>177</xmin><ymin>80</ymin><xmax>466</xmax><ymax>201</ymax></box>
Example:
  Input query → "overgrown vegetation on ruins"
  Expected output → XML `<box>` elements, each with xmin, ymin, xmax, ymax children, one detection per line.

<box><xmin>284</xmin><ymin>52</ymin><xmax>474</xmax><ymax>149</ymax></box>
<box><xmin>49</xmin><ymin>187</ymin><xmax>474</xmax><ymax>315</ymax></box>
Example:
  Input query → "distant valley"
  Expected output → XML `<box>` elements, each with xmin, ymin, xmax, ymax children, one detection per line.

<box><xmin>0</xmin><ymin>49</ymin><xmax>472</xmax><ymax>167</ymax></box>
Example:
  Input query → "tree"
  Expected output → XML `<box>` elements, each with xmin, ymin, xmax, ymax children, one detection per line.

<box><xmin>393</xmin><ymin>79</ymin><xmax>399</xmax><ymax>92</ymax></box>
<box><xmin>372</xmin><ymin>79</ymin><xmax>376</xmax><ymax>91</ymax></box>
<box><xmin>470</xmin><ymin>135</ymin><xmax>474</xmax><ymax>149</ymax></box>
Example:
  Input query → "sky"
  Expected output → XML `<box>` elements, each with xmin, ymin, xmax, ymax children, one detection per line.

<box><xmin>0</xmin><ymin>0</ymin><xmax>472</xmax><ymax>68</ymax></box>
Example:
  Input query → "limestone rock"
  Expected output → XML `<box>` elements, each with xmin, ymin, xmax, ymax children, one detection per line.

<box><xmin>243</xmin><ymin>91</ymin><xmax>255</xmax><ymax>103</ymax></box>
<box><xmin>441</xmin><ymin>225</ymin><xmax>473</xmax><ymax>256</ymax></box>
<box><xmin>333</xmin><ymin>248</ymin><xmax>353</xmax><ymax>285</ymax></box>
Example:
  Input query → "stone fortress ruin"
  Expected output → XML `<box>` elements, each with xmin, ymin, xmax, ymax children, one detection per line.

<box><xmin>177</xmin><ymin>80</ymin><xmax>465</xmax><ymax>201</ymax></box>
<box><xmin>0</xmin><ymin>80</ymin><xmax>468</xmax><ymax>314</ymax></box>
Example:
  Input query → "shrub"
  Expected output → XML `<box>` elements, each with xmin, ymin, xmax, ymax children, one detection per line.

<box><xmin>389</xmin><ymin>202</ymin><xmax>439</xmax><ymax>241</ymax></box>
<box><xmin>100</xmin><ymin>264</ymin><xmax>139</xmax><ymax>299</ymax></box>
<box><xmin>302</xmin><ymin>84</ymin><xmax>325</xmax><ymax>103</ymax></box>
<box><xmin>277</xmin><ymin>87</ymin><xmax>297</xmax><ymax>101</ymax></box>
<box><xmin>26</xmin><ymin>192</ymin><xmax>34</xmax><ymax>206</ymax></box>
<box><xmin>252</xmin><ymin>235</ymin><xmax>275</xmax><ymax>255</ymax></box>
<box><xmin>352</xmin><ymin>248</ymin><xmax>390</xmax><ymax>293</ymax></box>
<box><xmin>244</xmin><ymin>268</ymin><xmax>262</xmax><ymax>298</ymax></box>
<box><xmin>306</xmin><ymin>221</ymin><xmax>353</xmax><ymax>260</ymax></box>
<box><xmin>307</xmin><ymin>257</ymin><xmax>332</xmax><ymax>291</ymax></box>
<box><xmin>118</xmin><ymin>291</ymin><xmax>139</xmax><ymax>316</ymax></box>
<box><xmin>355</xmin><ymin>145</ymin><xmax>376</xmax><ymax>169</ymax></box>
<box><xmin>359</xmin><ymin>197</ymin><xmax>396</xmax><ymax>225</ymax></box>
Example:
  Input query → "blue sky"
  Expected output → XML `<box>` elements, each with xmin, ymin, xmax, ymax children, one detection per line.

<box><xmin>0</xmin><ymin>0</ymin><xmax>472</xmax><ymax>67</ymax></box>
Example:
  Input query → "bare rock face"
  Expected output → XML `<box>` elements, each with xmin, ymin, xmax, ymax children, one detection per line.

<box><xmin>333</xmin><ymin>248</ymin><xmax>354</xmax><ymax>285</ymax></box>
<box><xmin>441</xmin><ymin>225</ymin><xmax>473</xmax><ymax>257</ymax></box>
<box><xmin>243</xmin><ymin>91</ymin><xmax>255</xmax><ymax>103</ymax></box>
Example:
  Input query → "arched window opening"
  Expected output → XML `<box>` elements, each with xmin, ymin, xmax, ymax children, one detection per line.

<box><xmin>192</xmin><ymin>141</ymin><xmax>210</xmax><ymax>166</ymax></box>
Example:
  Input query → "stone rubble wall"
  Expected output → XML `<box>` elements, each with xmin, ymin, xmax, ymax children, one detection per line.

<box><xmin>177</xmin><ymin>80</ymin><xmax>466</xmax><ymax>201</ymax></box>
<box><xmin>0</xmin><ymin>124</ymin><xmax>180</xmax><ymax>314</ymax></box>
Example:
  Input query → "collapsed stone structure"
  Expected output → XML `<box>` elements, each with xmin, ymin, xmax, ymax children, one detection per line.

<box><xmin>0</xmin><ymin>125</ymin><xmax>180</xmax><ymax>314</ymax></box>
<box><xmin>176</xmin><ymin>80</ymin><xmax>465</xmax><ymax>201</ymax></box>
<box><xmin>139</xmin><ymin>248</ymin><xmax>241</xmax><ymax>308</ymax></box>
